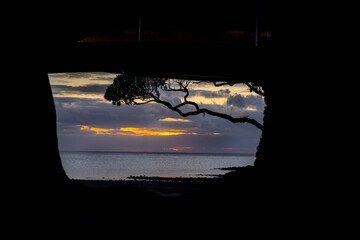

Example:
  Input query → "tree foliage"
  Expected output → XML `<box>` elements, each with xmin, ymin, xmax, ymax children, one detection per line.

<box><xmin>104</xmin><ymin>75</ymin><xmax>166</xmax><ymax>106</ymax></box>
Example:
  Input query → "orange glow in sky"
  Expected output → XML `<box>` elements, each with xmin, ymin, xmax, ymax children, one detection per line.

<box><xmin>80</xmin><ymin>126</ymin><xmax>115</xmax><ymax>134</ymax></box>
<box><xmin>79</xmin><ymin>125</ymin><xmax>198</xmax><ymax>136</ymax></box>
<box><xmin>119</xmin><ymin>127</ymin><xmax>195</xmax><ymax>136</ymax></box>
<box><xmin>158</xmin><ymin>117</ymin><xmax>191</xmax><ymax>122</ymax></box>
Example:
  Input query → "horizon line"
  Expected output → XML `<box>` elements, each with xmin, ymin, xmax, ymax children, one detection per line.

<box><xmin>59</xmin><ymin>150</ymin><xmax>256</xmax><ymax>156</ymax></box>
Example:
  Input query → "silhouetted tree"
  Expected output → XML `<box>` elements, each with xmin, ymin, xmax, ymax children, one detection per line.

<box><xmin>104</xmin><ymin>74</ymin><xmax>264</xmax><ymax>130</ymax></box>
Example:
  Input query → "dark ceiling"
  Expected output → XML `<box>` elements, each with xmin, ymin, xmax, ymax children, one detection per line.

<box><xmin>36</xmin><ymin>1</ymin><xmax>273</xmax><ymax>82</ymax></box>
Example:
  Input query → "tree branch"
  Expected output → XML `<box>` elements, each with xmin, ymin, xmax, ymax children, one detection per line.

<box><xmin>151</xmin><ymin>80</ymin><xmax>263</xmax><ymax>130</ymax></box>
<box><xmin>211</xmin><ymin>81</ymin><xmax>264</xmax><ymax>97</ymax></box>
<box><xmin>133</xmin><ymin>99</ymin><xmax>156</xmax><ymax>105</ymax></box>
<box><xmin>213</xmin><ymin>81</ymin><xmax>235</xmax><ymax>87</ymax></box>
<box><xmin>154</xmin><ymin>98</ymin><xmax>263</xmax><ymax>131</ymax></box>
<box><xmin>244</xmin><ymin>82</ymin><xmax>264</xmax><ymax>96</ymax></box>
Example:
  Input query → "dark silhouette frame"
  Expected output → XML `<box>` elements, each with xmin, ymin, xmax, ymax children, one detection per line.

<box><xmin>8</xmin><ymin>1</ymin><xmax>349</xmax><ymax>233</ymax></box>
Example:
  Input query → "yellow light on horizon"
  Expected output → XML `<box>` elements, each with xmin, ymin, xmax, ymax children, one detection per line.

<box><xmin>159</xmin><ymin>117</ymin><xmax>191</xmax><ymax>122</ymax></box>
<box><xmin>119</xmin><ymin>127</ymin><xmax>190</xmax><ymax>136</ymax></box>
<box><xmin>79</xmin><ymin>125</ymin><xmax>198</xmax><ymax>136</ymax></box>
<box><xmin>80</xmin><ymin>125</ymin><xmax>115</xmax><ymax>134</ymax></box>
<box><xmin>169</xmin><ymin>148</ymin><xmax>180</xmax><ymax>151</ymax></box>
<box><xmin>90</xmin><ymin>127</ymin><xmax>115</xmax><ymax>134</ymax></box>
<box><xmin>79</xmin><ymin>125</ymin><xmax>220</xmax><ymax>137</ymax></box>
<box><xmin>168</xmin><ymin>147</ymin><xmax>192</xmax><ymax>151</ymax></box>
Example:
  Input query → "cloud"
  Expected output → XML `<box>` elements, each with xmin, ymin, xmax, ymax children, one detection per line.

<box><xmin>226</xmin><ymin>94</ymin><xmax>265</xmax><ymax>111</ymax></box>
<box><xmin>51</xmin><ymin>84</ymin><xmax>109</xmax><ymax>96</ymax></box>
<box><xmin>49</xmin><ymin>72</ymin><xmax>116</xmax><ymax>81</ymax></box>
<box><xmin>190</xmin><ymin>89</ymin><xmax>231</xmax><ymax>98</ymax></box>
<box><xmin>88</xmin><ymin>72</ymin><xmax>119</xmax><ymax>82</ymax></box>
<box><xmin>54</xmin><ymin>93</ymin><xmax>263</xmax><ymax>143</ymax></box>
<box><xmin>54</xmin><ymin>97</ymin><xmax>160</xmax><ymax>128</ymax></box>
<box><xmin>49</xmin><ymin>72</ymin><xmax>93</xmax><ymax>79</ymax></box>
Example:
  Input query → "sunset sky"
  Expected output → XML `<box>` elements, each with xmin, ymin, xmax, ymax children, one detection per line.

<box><xmin>49</xmin><ymin>72</ymin><xmax>265</xmax><ymax>154</ymax></box>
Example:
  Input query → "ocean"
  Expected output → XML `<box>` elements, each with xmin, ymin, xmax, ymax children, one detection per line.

<box><xmin>60</xmin><ymin>151</ymin><xmax>255</xmax><ymax>180</ymax></box>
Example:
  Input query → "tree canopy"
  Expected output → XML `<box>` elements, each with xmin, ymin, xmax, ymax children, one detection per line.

<box><xmin>104</xmin><ymin>74</ymin><xmax>264</xmax><ymax>130</ymax></box>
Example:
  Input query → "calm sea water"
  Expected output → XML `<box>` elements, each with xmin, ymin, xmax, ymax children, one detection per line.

<box><xmin>60</xmin><ymin>151</ymin><xmax>255</xmax><ymax>180</ymax></box>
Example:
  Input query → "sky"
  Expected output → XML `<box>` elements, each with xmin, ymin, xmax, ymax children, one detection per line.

<box><xmin>49</xmin><ymin>72</ymin><xmax>265</xmax><ymax>154</ymax></box>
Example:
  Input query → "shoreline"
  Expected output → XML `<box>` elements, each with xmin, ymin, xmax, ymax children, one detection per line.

<box><xmin>73</xmin><ymin>175</ymin><xmax>221</xmax><ymax>197</ymax></box>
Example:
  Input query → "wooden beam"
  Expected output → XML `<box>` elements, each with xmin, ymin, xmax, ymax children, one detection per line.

<box><xmin>46</xmin><ymin>42</ymin><xmax>269</xmax><ymax>82</ymax></box>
